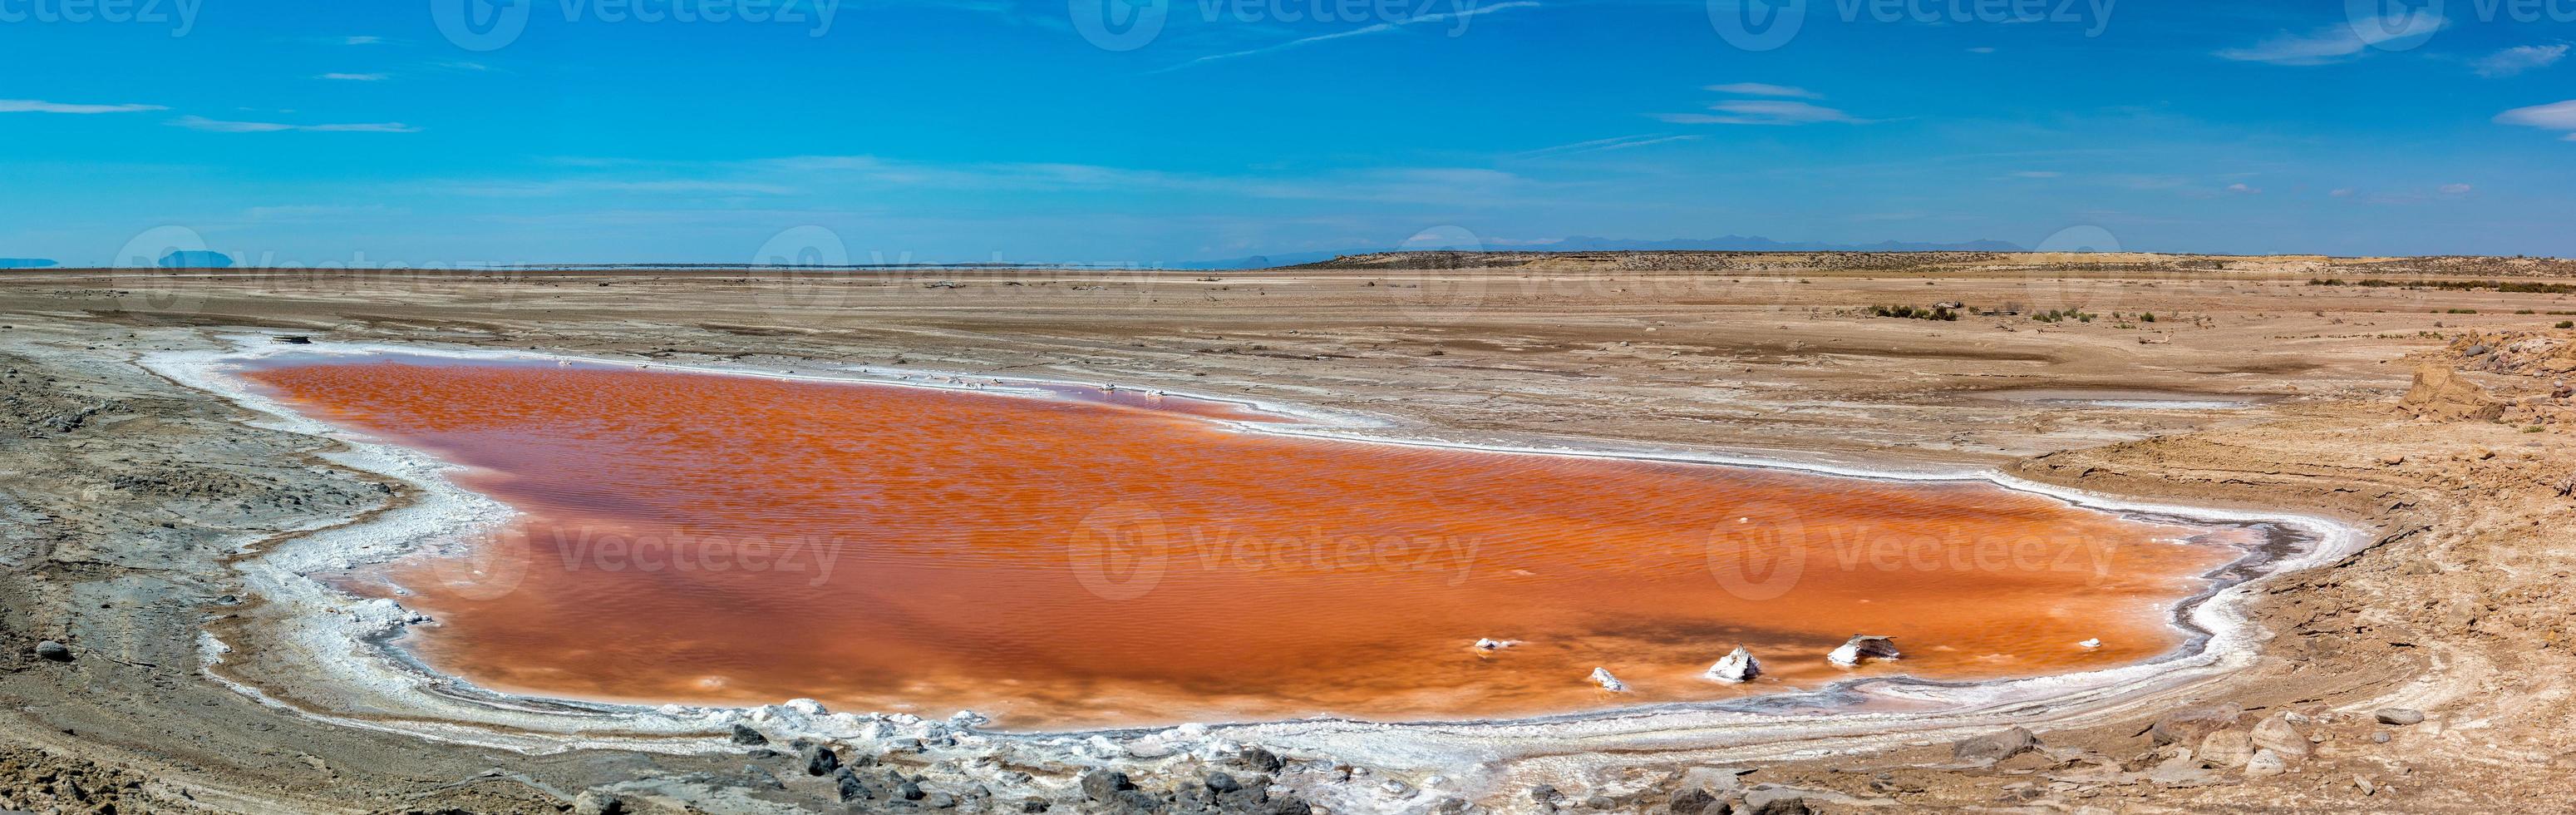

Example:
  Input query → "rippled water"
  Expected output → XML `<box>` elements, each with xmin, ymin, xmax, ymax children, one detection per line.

<box><xmin>244</xmin><ymin>356</ymin><xmax>2244</xmax><ymax>729</ymax></box>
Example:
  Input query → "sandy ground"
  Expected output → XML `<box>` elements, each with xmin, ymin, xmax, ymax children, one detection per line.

<box><xmin>0</xmin><ymin>253</ymin><xmax>2569</xmax><ymax>813</ymax></box>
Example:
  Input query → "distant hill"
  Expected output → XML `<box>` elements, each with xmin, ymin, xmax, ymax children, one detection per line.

<box><xmin>1541</xmin><ymin>235</ymin><xmax>2022</xmax><ymax>253</ymax></box>
<box><xmin>0</xmin><ymin>259</ymin><xmax>57</xmax><ymax>269</ymax></box>
<box><xmin>1180</xmin><ymin>236</ymin><xmax>2021</xmax><ymax>269</ymax></box>
<box><xmin>158</xmin><ymin>251</ymin><xmax>234</xmax><ymax>269</ymax></box>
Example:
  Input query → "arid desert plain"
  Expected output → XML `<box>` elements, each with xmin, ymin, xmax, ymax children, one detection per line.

<box><xmin>1</xmin><ymin>250</ymin><xmax>2572</xmax><ymax>813</ymax></box>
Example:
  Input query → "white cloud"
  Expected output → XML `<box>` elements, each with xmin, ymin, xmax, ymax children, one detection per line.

<box><xmin>2216</xmin><ymin>11</ymin><xmax>2445</xmax><ymax>66</ymax></box>
<box><xmin>319</xmin><ymin>72</ymin><xmax>389</xmax><ymax>82</ymax></box>
<box><xmin>2495</xmin><ymin>99</ymin><xmax>2576</xmax><ymax>138</ymax></box>
<box><xmin>172</xmin><ymin>115</ymin><xmax>421</xmax><ymax>133</ymax></box>
<box><xmin>2440</xmin><ymin>183</ymin><xmax>2474</xmax><ymax>195</ymax></box>
<box><xmin>345</xmin><ymin>35</ymin><xmax>382</xmax><ymax>45</ymax></box>
<box><xmin>1657</xmin><ymin>100</ymin><xmax>1864</xmax><ymax>126</ymax></box>
<box><xmin>2011</xmin><ymin>170</ymin><xmax>2061</xmax><ymax>178</ymax></box>
<box><xmin>1704</xmin><ymin>82</ymin><xmax>1820</xmax><ymax>98</ymax></box>
<box><xmin>0</xmin><ymin>99</ymin><xmax>167</xmax><ymax>114</ymax></box>
<box><xmin>1157</xmin><ymin>1</ymin><xmax>1540</xmax><ymax>72</ymax></box>
<box><xmin>2330</xmin><ymin>188</ymin><xmax>2354</xmax><ymax>197</ymax></box>
<box><xmin>2226</xmin><ymin>182</ymin><xmax>2260</xmax><ymax>194</ymax></box>
<box><xmin>1967</xmin><ymin>47</ymin><xmax>1997</xmax><ymax>54</ymax></box>
<box><xmin>2475</xmin><ymin>44</ymin><xmax>2568</xmax><ymax>77</ymax></box>
<box><xmin>1518</xmin><ymin>133</ymin><xmax>1702</xmax><ymax>156</ymax></box>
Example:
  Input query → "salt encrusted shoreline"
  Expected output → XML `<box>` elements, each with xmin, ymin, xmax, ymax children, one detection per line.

<box><xmin>141</xmin><ymin>333</ymin><xmax>2368</xmax><ymax>807</ymax></box>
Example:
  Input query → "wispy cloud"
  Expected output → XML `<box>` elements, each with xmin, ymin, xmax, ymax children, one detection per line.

<box><xmin>0</xmin><ymin>99</ymin><xmax>167</xmax><ymax>114</ymax></box>
<box><xmin>1704</xmin><ymin>82</ymin><xmax>1819</xmax><ymax>98</ymax></box>
<box><xmin>2216</xmin><ymin>11</ymin><xmax>2444</xmax><ymax>66</ymax></box>
<box><xmin>1657</xmin><ymin>100</ymin><xmax>1866</xmax><ymax>126</ymax></box>
<box><xmin>319</xmin><ymin>72</ymin><xmax>389</xmax><ymax>81</ymax></box>
<box><xmin>2475</xmin><ymin>44</ymin><xmax>2568</xmax><ymax>77</ymax></box>
<box><xmin>172</xmin><ymin>115</ymin><xmax>421</xmax><ymax>133</ymax></box>
<box><xmin>1155</xmin><ymin>1</ymin><xmax>1540</xmax><ymax>72</ymax></box>
<box><xmin>1516</xmin><ymin>133</ymin><xmax>1702</xmax><ymax>156</ymax></box>
<box><xmin>2010</xmin><ymin>170</ymin><xmax>2061</xmax><ymax>178</ymax></box>
<box><xmin>2495</xmin><ymin>99</ymin><xmax>2576</xmax><ymax>140</ymax></box>
<box><xmin>344</xmin><ymin>35</ymin><xmax>383</xmax><ymax>45</ymax></box>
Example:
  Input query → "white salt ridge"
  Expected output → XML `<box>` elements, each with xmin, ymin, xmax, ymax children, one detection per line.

<box><xmin>139</xmin><ymin>333</ymin><xmax>2371</xmax><ymax>788</ymax></box>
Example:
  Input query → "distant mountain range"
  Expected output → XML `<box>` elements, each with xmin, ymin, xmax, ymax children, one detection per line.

<box><xmin>0</xmin><ymin>259</ymin><xmax>57</xmax><ymax>269</ymax></box>
<box><xmin>1174</xmin><ymin>235</ymin><xmax>2022</xmax><ymax>269</ymax></box>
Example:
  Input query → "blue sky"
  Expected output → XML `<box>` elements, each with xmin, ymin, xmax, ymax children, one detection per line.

<box><xmin>2</xmin><ymin>0</ymin><xmax>2573</xmax><ymax>266</ymax></box>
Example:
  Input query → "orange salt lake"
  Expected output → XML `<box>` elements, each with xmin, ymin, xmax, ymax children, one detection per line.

<box><xmin>243</xmin><ymin>357</ymin><xmax>2247</xmax><ymax>729</ymax></box>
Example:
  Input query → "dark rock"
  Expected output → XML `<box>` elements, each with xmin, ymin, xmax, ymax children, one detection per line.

<box><xmin>276</xmin><ymin>335</ymin><xmax>313</xmax><ymax>344</ymax></box>
<box><xmin>1206</xmin><ymin>772</ymin><xmax>1242</xmax><ymax>793</ymax></box>
<box><xmin>1584</xmin><ymin>795</ymin><xmax>1616</xmax><ymax>809</ymax></box>
<box><xmin>1081</xmin><ymin>770</ymin><xmax>1138</xmax><ymax>802</ymax></box>
<box><xmin>1953</xmin><ymin>726</ymin><xmax>2042</xmax><ymax>764</ymax></box>
<box><xmin>730</xmin><ymin>724</ymin><xmax>768</xmax><ymax>746</ymax></box>
<box><xmin>741</xmin><ymin>763</ymin><xmax>785</xmax><ymax>789</ymax></box>
<box><xmin>1020</xmin><ymin>798</ymin><xmax>1050</xmax><ymax>813</ymax></box>
<box><xmin>1670</xmin><ymin>787</ymin><xmax>1719</xmax><ymax>814</ymax></box>
<box><xmin>898</xmin><ymin>781</ymin><xmax>926</xmax><ymax>801</ymax></box>
<box><xmin>832</xmin><ymin>768</ymin><xmax>873</xmax><ymax>802</ymax></box>
<box><xmin>32</xmin><ymin>640</ymin><xmax>71</xmax><ymax>661</ymax></box>
<box><xmin>2376</xmin><ymin>708</ymin><xmax>2426</xmax><ymax>726</ymax></box>
<box><xmin>1259</xmin><ymin>796</ymin><xmax>1313</xmax><ymax>815</ymax></box>
<box><xmin>802</xmin><ymin>743</ymin><xmax>841</xmax><ymax>776</ymax></box>
<box><xmin>1235</xmin><ymin>746</ymin><xmax>1287</xmax><ymax>773</ymax></box>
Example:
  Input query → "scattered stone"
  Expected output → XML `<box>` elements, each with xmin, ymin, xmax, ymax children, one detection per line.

<box><xmin>729</xmin><ymin>723</ymin><xmax>767</xmax><ymax>746</ymax></box>
<box><xmin>1588</xmin><ymin>667</ymin><xmax>1628</xmax><ymax>692</ymax></box>
<box><xmin>1584</xmin><ymin>795</ymin><xmax>1615</xmax><ymax>809</ymax></box>
<box><xmin>1234</xmin><ymin>747</ymin><xmax>1287</xmax><ymax>773</ymax></box>
<box><xmin>832</xmin><ymin>768</ymin><xmax>871</xmax><ymax>803</ymax></box>
<box><xmin>1827</xmin><ymin>635</ymin><xmax>1899</xmax><ymax>666</ymax></box>
<box><xmin>2196</xmin><ymin>728</ymin><xmax>2256</xmax><ymax>768</ymax></box>
<box><xmin>1669</xmin><ymin>787</ymin><xmax>1718</xmax><ymax>814</ymax></box>
<box><xmin>924</xmin><ymin>791</ymin><xmax>958</xmax><ymax>808</ymax></box>
<box><xmin>2148</xmin><ymin>703</ymin><xmax>2244</xmax><ymax>746</ymax></box>
<box><xmin>1206</xmin><ymin>772</ymin><xmax>1242</xmax><ymax>793</ymax></box>
<box><xmin>2244</xmin><ymin>748</ymin><xmax>2287</xmax><ymax>778</ymax></box>
<box><xmin>2372</xmin><ymin>731</ymin><xmax>2391</xmax><ymax>744</ymax></box>
<box><xmin>2376</xmin><ymin>708</ymin><xmax>2426</xmax><ymax>726</ymax></box>
<box><xmin>1474</xmin><ymin>638</ymin><xmax>1518</xmax><ymax>650</ymax></box>
<box><xmin>1704</xmin><ymin>646</ymin><xmax>1761</xmax><ymax>683</ymax></box>
<box><xmin>1021</xmin><ymin>798</ymin><xmax>1051</xmax><ymax>813</ymax></box>
<box><xmin>2250</xmin><ymin>711</ymin><xmax>2310</xmax><ymax>758</ymax></box>
<box><xmin>1953</xmin><ymin>726</ymin><xmax>2042</xmax><ymax>764</ymax></box>
<box><xmin>2077</xmin><ymin>638</ymin><xmax>2102</xmax><ymax>649</ymax></box>
<box><xmin>32</xmin><ymin>640</ymin><xmax>71</xmax><ymax>661</ymax></box>
<box><xmin>1081</xmin><ymin>770</ymin><xmax>1137</xmax><ymax>803</ymax></box>
<box><xmin>1741</xmin><ymin>786</ymin><xmax>1813</xmax><ymax>815</ymax></box>
<box><xmin>800</xmin><ymin>742</ymin><xmax>841</xmax><ymax>776</ymax></box>
<box><xmin>570</xmin><ymin>789</ymin><xmax>624</xmax><ymax>815</ymax></box>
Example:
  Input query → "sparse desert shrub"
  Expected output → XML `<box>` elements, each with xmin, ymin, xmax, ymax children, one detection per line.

<box><xmin>2557</xmin><ymin>320</ymin><xmax>2573</xmax><ymax>329</ymax></box>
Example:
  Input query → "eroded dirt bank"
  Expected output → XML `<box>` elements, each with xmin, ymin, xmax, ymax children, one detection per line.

<box><xmin>0</xmin><ymin>255</ymin><xmax>2569</xmax><ymax>813</ymax></box>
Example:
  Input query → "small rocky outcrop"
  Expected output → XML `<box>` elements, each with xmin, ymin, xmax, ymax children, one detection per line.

<box><xmin>2401</xmin><ymin>364</ymin><xmax>2506</xmax><ymax>422</ymax></box>
<box><xmin>2376</xmin><ymin>707</ymin><xmax>2426</xmax><ymax>725</ymax></box>
<box><xmin>1826</xmin><ymin>635</ymin><xmax>1899</xmax><ymax>666</ymax></box>
<box><xmin>1704</xmin><ymin>646</ymin><xmax>1760</xmax><ymax>683</ymax></box>
<box><xmin>1589</xmin><ymin>667</ymin><xmax>1628</xmax><ymax>692</ymax></box>
<box><xmin>1951</xmin><ymin>726</ymin><xmax>2041</xmax><ymax>764</ymax></box>
<box><xmin>2147</xmin><ymin>703</ymin><xmax>2244</xmax><ymax>746</ymax></box>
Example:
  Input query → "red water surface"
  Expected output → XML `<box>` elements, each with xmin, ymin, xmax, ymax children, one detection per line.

<box><xmin>244</xmin><ymin>358</ymin><xmax>2240</xmax><ymax>728</ymax></box>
